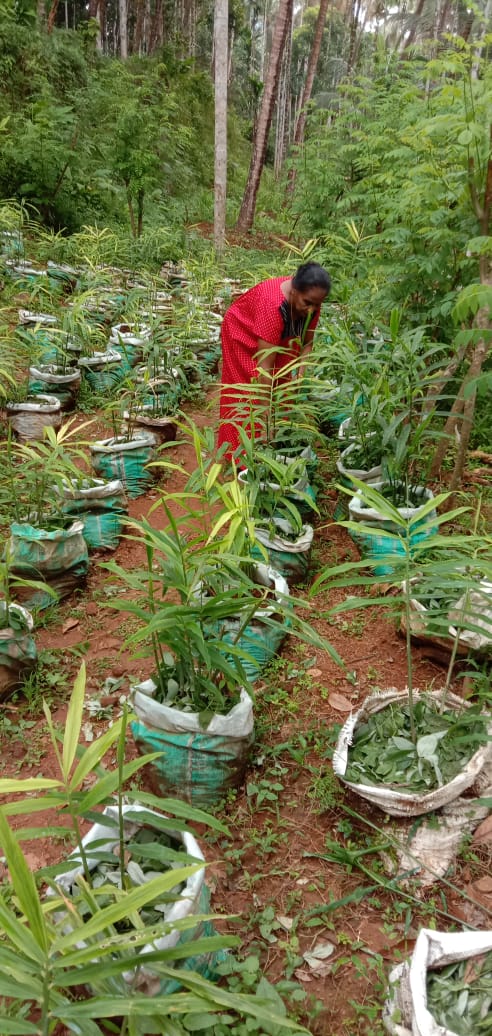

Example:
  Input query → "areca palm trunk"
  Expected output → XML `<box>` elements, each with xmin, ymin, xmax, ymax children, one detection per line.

<box><xmin>236</xmin><ymin>0</ymin><xmax>293</xmax><ymax>233</ymax></box>
<box><xmin>285</xmin><ymin>0</ymin><xmax>329</xmax><ymax>195</ymax></box>
<box><xmin>214</xmin><ymin>0</ymin><xmax>229</xmax><ymax>253</ymax></box>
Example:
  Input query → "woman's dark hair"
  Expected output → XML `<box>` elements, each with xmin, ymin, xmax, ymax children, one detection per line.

<box><xmin>292</xmin><ymin>261</ymin><xmax>331</xmax><ymax>294</ymax></box>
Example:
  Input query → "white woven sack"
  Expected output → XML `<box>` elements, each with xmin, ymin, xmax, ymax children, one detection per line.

<box><xmin>90</xmin><ymin>432</ymin><xmax>157</xmax><ymax>454</ymax></box>
<box><xmin>133</xmin><ymin>682</ymin><xmax>254</xmax><ymax>738</ymax></box>
<box><xmin>238</xmin><ymin>465</ymin><xmax>308</xmax><ymax>495</ymax></box>
<box><xmin>18</xmin><ymin>309</ymin><xmax>57</xmax><ymax>325</ymax></box>
<box><xmin>407</xmin><ymin>581</ymin><xmax>492</xmax><ymax>656</ymax></box>
<box><xmin>6</xmin><ymin>395</ymin><xmax>62</xmax><ymax>442</ymax></box>
<box><xmin>193</xmin><ymin>563</ymin><xmax>289</xmax><ymax>621</ymax></box>
<box><xmin>349</xmin><ymin>482</ymin><xmax>434</xmax><ymax>524</ymax></box>
<box><xmin>54</xmin><ymin>803</ymin><xmax>205</xmax><ymax>995</ymax></box>
<box><xmin>29</xmin><ymin>365</ymin><xmax>81</xmax><ymax>388</ymax></box>
<box><xmin>254</xmin><ymin>518</ymin><xmax>314</xmax><ymax>554</ymax></box>
<box><xmin>337</xmin><ymin>441</ymin><xmax>382</xmax><ymax>484</ymax></box>
<box><xmin>78</xmin><ymin>348</ymin><xmax>122</xmax><ymax>370</ymax></box>
<box><xmin>384</xmin><ymin>928</ymin><xmax>492</xmax><ymax>1036</ymax></box>
<box><xmin>61</xmin><ymin>477</ymin><xmax>127</xmax><ymax>502</ymax></box>
<box><xmin>449</xmin><ymin>581</ymin><xmax>492</xmax><ymax>652</ymax></box>
<box><xmin>333</xmin><ymin>688</ymin><xmax>492</xmax><ymax>817</ymax></box>
<box><xmin>110</xmin><ymin>323</ymin><xmax>151</xmax><ymax>345</ymax></box>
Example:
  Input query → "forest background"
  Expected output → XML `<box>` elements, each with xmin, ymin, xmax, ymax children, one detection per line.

<box><xmin>1</xmin><ymin>0</ymin><xmax>491</xmax><ymax>361</ymax></box>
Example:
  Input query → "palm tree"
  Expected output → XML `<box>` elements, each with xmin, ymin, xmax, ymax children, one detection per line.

<box><xmin>237</xmin><ymin>0</ymin><xmax>294</xmax><ymax>232</ymax></box>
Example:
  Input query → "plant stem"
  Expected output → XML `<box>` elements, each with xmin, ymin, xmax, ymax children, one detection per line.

<box><xmin>117</xmin><ymin>705</ymin><xmax>128</xmax><ymax>891</ymax></box>
<box><xmin>403</xmin><ymin>519</ymin><xmax>416</xmax><ymax>743</ymax></box>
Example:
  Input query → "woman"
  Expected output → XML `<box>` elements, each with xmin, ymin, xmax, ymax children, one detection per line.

<box><xmin>217</xmin><ymin>261</ymin><xmax>331</xmax><ymax>460</ymax></box>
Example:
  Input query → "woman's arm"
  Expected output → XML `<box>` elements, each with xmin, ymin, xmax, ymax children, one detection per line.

<box><xmin>255</xmin><ymin>339</ymin><xmax>278</xmax><ymax>379</ymax></box>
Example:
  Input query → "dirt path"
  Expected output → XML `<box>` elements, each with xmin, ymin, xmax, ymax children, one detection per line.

<box><xmin>0</xmin><ymin>392</ymin><xmax>487</xmax><ymax>1036</ymax></box>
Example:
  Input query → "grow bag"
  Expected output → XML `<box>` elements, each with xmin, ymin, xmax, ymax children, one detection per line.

<box><xmin>109</xmin><ymin>323</ymin><xmax>151</xmax><ymax>366</ymax></box>
<box><xmin>252</xmin><ymin>518</ymin><xmax>314</xmax><ymax>585</ymax></box>
<box><xmin>403</xmin><ymin>579</ymin><xmax>492</xmax><ymax>660</ymax></box>
<box><xmin>334</xmin><ymin>442</ymin><xmax>382</xmax><ymax>520</ymax></box>
<box><xmin>18</xmin><ymin>309</ymin><xmax>58</xmax><ymax>327</ymax></box>
<box><xmin>121</xmin><ymin>407</ymin><xmax>178</xmax><ymax>445</ymax></box>
<box><xmin>78</xmin><ymin>349</ymin><xmax>125</xmax><ymax>392</ymax></box>
<box><xmin>8</xmin><ymin>520</ymin><xmax>89</xmax><ymax>609</ymax></box>
<box><xmin>1</xmin><ymin>230</ymin><xmax>24</xmax><ymax>257</ymax></box>
<box><xmin>210</xmin><ymin>565</ymin><xmax>290</xmax><ymax>682</ymax></box>
<box><xmin>384</xmin><ymin>928</ymin><xmax>492</xmax><ymax>1036</ymax></box>
<box><xmin>46</xmin><ymin>260</ymin><xmax>78</xmax><ymax>294</ymax></box>
<box><xmin>54</xmin><ymin>803</ymin><xmax>223</xmax><ymax>995</ymax></box>
<box><xmin>5</xmin><ymin>261</ymin><xmax>47</xmax><ymax>290</ymax></box>
<box><xmin>28</xmin><ymin>365</ymin><xmax>81</xmax><ymax>410</ymax></box>
<box><xmin>0</xmin><ymin>604</ymin><xmax>37</xmax><ymax>702</ymax></box>
<box><xmin>333</xmin><ymin>688</ymin><xmax>492</xmax><ymax>818</ymax></box>
<box><xmin>131</xmin><ymin>685</ymin><xmax>254</xmax><ymax>808</ymax></box>
<box><xmin>348</xmin><ymin>483</ymin><xmax>437</xmax><ymax>576</ymax></box>
<box><xmin>6</xmin><ymin>395</ymin><xmax>62</xmax><ymax>444</ymax></box>
<box><xmin>60</xmin><ymin>478</ymin><xmax>128</xmax><ymax>551</ymax></box>
<box><xmin>90</xmin><ymin>433</ymin><xmax>156</xmax><ymax>498</ymax></box>
<box><xmin>238</xmin><ymin>463</ymin><xmax>317</xmax><ymax>520</ymax></box>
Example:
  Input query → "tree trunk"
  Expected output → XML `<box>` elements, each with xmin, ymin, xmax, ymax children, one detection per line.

<box><xmin>214</xmin><ymin>0</ymin><xmax>229</xmax><ymax>254</ymax></box>
<box><xmin>148</xmin><ymin>0</ymin><xmax>163</xmax><ymax>52</ymax></box>
<box><xmin>395</xmin><ymin>0</ymin><xmax>426</xmax><ymax>53</ymax></box>
<box><xmin>47</xmin><ymin>0</ymin><xmax>60</xmax><ymax>32</ymax></box>
<box><xmin>286</xmin><ymin>0</ymin><xmax>329</xmax><ymax>193</ymax></box>
<box><xmin>274</xmin><ymin>1</ymin><xmax>293</xmax><ymax>179</ymax></box>
<box><xmin>133</xmin><ymin>0</ymin><xmax>145</xmax><ymax>54</ymax></box>
<box><xmin>431</xmin><ymin>129</ymin><xmax>492</xmax><ymax>485</ymax></box>
<box><xmin>137</xmin><ymin>188</ymin><xmax>144</xmax><ymax>237</ymax></box>
<box><xmin>237</xmin><ymin>0</ymin><xmax>293</xmax><ymax>233</ymax></box>
<box><xmin>346</xmin><ymin>0</ymin><xmax>362</xmax><ymax>74</ymax></box>
<box><xmin>119</xmin><ymin>0</ymin><xmax>128</xmax><ymax>57</ymax></box>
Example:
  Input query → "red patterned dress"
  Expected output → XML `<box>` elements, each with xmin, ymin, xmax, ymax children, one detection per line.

<box><xmin>217</xmin><ymin>277</ymin><xmax>319</xmax><ymax>460</ymax></box>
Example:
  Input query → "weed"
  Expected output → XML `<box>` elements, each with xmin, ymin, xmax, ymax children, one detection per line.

<box><xmin>307</xmin><ymin>768</ymin><xmax>342</xmax><ymax>812</ymax></box>
<box><xmin>19</xmin><ymin>648</ymin><xmax>69</xmax><ymax>710</ymax></box>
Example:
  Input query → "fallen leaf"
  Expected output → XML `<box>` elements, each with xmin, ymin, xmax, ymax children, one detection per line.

<box><xmin>277</xmin><ymin>915</ymin><xmax>294</xmax><ymax>931</ymax></box>
<box><xmin>62</xmin><ymin>617</ymin><xmax>80</xmax><ymax>634</ymax></box>
<box><xmin>296</xmin><ymin>877</ymin><xmax>309</xmax><ymax>886</ymax></box>
<box><xmin>473</xmin><ymin>876</ymin><xmax>492</xmax><ymax>894</ymax></box>
<box><xmin>294</xmin><ymin>969</ymin><xmax>314</xmax><ymax>983</ymax></box>
<box><xmin>329</xmin><ymin>692</ymin><xmax>353</xmax><ymax>712</ymax></box>
<box><xmin>472</xmin><ymin>815</ymin><xmax>492</xmax><ymax>846</ymax></box>
<box><xmin>303</xmin><ymin>940</ymin><xmax>336</xmax><ymax>971</ymax></box>
<box><xmin>307</xmin><ymin>668</ymin><xmax>323</xmax><ymax>678</ymax></box>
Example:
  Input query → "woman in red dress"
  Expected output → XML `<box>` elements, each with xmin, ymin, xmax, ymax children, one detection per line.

<box><xmin>217</xmin><ymin>262</ymin><xmax>331</xmax><ymax>460</ymax></box>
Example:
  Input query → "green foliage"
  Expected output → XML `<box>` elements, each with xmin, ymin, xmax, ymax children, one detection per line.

<box><xmin>291</xmin><ymin>42</ymin><xmax>492</xmax><ymax>336</ymax></box>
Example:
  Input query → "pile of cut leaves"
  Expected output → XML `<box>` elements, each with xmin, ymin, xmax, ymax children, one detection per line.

<box><xmin>427</xmin><ymin>951</ymin><xmax>492</xmax><ymax>1034</ymax></box>
<box><xmin>345</xmin><ymin>696</ymin><xmax>488</xmax><ymax>791</ymax></box>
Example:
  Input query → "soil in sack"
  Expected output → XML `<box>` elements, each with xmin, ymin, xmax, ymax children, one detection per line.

<box><xmin>121</xmin><ymin>406</ymin><xmax>178</xmax><ymax>445</ymax></box>
<box><xmin>8</xmin><ymin>520</ymin><xmax>89</xmax><ymax>609</ymax></box>
<box><xmin>55</xmin><ymin>804</ymin><xmax>224</xmax><ymax>994</ymax></box>
<box><xmin>90</xmin><ymin>434</ymin><xmax>156</xmax><ymax>499</ymax></box>
<box><xmin>131</xmin><ymin>682</ymin><xmax>254</xmax><ymax>808</ymax></box>
<box><xmin>61</xmin><ymin>479</ymin><xmax>128</xmax><ymax>551</ymax></box>
<box><xmin>0</xmin><ymin>603</ymin><xmax>37</xmax><ymax>702</ymax></box>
